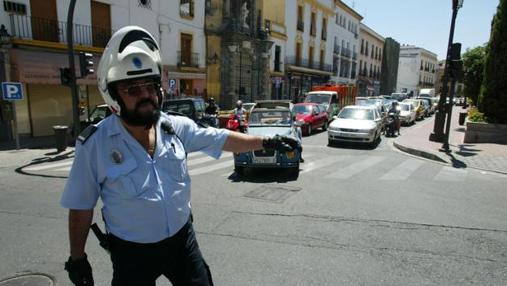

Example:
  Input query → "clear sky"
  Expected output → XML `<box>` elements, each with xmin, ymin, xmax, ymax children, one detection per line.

<box><xmin>342</xmin><ymin>0</ymin><xmax>499</xmax><ymax>60</ymax></box>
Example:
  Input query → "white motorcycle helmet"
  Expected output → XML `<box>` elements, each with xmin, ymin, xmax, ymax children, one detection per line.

<box><xmin>97</xmin><ymin>26</ymin><xmax>162</xmax><ymax>116</ymax></box>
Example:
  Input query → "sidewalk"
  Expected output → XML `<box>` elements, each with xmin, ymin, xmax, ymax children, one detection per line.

<box><xmin>0</xmin><ymin>135</ymin><xmax>75</xmax><ymax>168</ymax></box>
<box><xmin>394</xmin><ymin>106</ymin><xmax>507</xmax><ymax>174</ymax></box>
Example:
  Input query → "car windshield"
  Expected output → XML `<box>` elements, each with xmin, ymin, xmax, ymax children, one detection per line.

<box><xmin>294</xmin><ymin>105</ymin><xmax>312</xmax><ymax>114</ymax></box>
<box><xmin>249</xmin><ymin>110</ymin><xmax>292</xmax><ymax>126</ymax></box>
<box><xmin>338</xmin><ymin>108</ymin><xmax>374</xmax><ymax>120</ymax></box>
<box><xmin>163</xmin><ymin>102</ymin><xmax>193</xmax><ymax>117</ymax></box>
<box><xmin>305</xmin><ymin>93</ymin><xmax>331</xmax><ymax>104</ymax></box>
<box><xmin>399</xmin><ymin>104</ymin><xmax>410</xmax><ymax>111</ymax></box>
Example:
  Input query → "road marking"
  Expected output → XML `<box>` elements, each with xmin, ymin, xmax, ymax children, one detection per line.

<box><xmin>189</xmin><ymin>159</ymin><xmax>233</xmax><ymax>176</ymax></box>
<box><xmin>24</xmin><ymin>160</ymin><xmax>73</xmax><ymax>171</ymax></box>
<box><xmin>379</xmin><ymin>158</ymin><xmax>424</xmax><ymax>181</ymax></box>
<box><xmin>301</xmin><ymin>155</ymin><xmax>351</xmax><ymax>174</ymax></box>
<box><xmin>187</xmin><ymin>152</ymin><xmax>232</xmax><ymax>167</ymax></box>
<box><xmin>434</xmin><ymin>166</ymin><xmax>468</xmax><ymax>181</ymax></box>
<box><xmin>325</xmin><ymin>156</ymin><xmax>386</xmax><ymax>179</ymax></box>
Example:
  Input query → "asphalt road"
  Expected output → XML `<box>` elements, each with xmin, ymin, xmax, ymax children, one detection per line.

<box><xmin>1</xmin><ymin>123</ymin><xmax>506</xmax><ymax>285</ymax></box>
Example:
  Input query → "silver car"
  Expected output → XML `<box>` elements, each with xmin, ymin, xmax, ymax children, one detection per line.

<box><xmin>328</xmin><ymin>105</ymin><xmax>383</xmax><ymax>147</ymax></box>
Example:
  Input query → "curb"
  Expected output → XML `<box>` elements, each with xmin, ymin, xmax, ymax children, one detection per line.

<box><xmin>393</xmin><ymin>140</ymin><xmax>447</xmax><ymax>163</ymax></box>
<box><xmin>393</xmin><ymin>140</ymin><xmax>507</xmax><ymax>176</ymax></box>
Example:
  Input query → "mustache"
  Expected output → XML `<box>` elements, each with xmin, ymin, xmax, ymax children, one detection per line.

<box><xmin>135</xmin><ymin>98</ymin><xmax>159</xmax><ymax>110</ymax></box>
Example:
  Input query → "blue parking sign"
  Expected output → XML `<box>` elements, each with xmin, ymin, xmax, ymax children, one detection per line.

<box><xmin>2</xmin><ymin>82</ymin><xmax>23</xmax><ymax>101</ymax></box>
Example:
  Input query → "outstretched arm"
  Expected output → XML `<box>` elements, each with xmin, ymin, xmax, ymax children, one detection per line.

<box><xmin>68</xmin><ymin>209</ymin><xmax>93</xmax><ymax>259</ymax></box>
<box><xmin>222</xmin><ymin>132</ymin><xmax>263</xmax><ymax>153</ymax></box>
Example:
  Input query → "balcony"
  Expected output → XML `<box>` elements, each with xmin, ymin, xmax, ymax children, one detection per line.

<box><xmin>341</xmin><ymin>47</ymin><xmax>351</xmax><ymax>58</ymax></box>
<box><xmin>333</xmin><ymin>45</ymin><xmax>341</xmax><ymax>55</ymax></box>
<box><xmin>297</xmin><ymin>20</ymin><xmax>304</xmax><ymax>32</ymax></box>
<box><xmin>8</xmin><ymin>14</ymin><xmax>113</xmax><ymax>48</ymax></box>
<box><xmin>286</xmin><ymin>56</ymin><xmax>333</xmax><ymax>73</ymax></box>
<box><xmin>177</xmin><ymin>51</ymin><xmax>199</xmax><ymax>68</ymax></box>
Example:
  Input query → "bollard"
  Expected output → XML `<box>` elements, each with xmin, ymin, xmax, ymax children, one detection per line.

<box><xmin>53</xmin><ymin>125</ymin><xmax>68</xmax><ymax>152</ymax></box>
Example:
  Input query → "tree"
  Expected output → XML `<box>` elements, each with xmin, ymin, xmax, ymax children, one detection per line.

<box><xmin>480</xmin><ymin>0</ymin><xmax>507</xmax><ymax>123</ymax></box>
<box><xmin>462</xmin><ymin>45</ymin><xmax>486</xmax><ymax>106</ymax></box>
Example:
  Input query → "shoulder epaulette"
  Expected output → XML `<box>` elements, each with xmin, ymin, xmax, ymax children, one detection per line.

<box><xmin>78</xmin><ymin>125</ymin><xmax>98</xmax><ymax>144</ymax></box>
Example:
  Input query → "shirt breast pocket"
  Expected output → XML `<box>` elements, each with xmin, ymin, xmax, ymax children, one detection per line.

<box><xmin>105</xmin><ymin>159</ymin><xmax>140</xmax><ymax>198</ymax></box>
<box><xmin>160</xmin><ymin>138</ymin><xmax>187</xmax><ymax>181</ymax></box>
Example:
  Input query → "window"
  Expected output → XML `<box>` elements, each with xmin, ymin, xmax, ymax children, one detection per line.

<box><xmin>320</xmin><ymin>49</ymin><xmax>325</xmax><ymax>70</ymax></box>
<box><xmin>361</xmin><ymin>39</ymin><xmax>364</xmax><ymax>54</ymax></box>
<box><xmin>310</xmin><ymin>12</ymin><xmax>316</xmax><ymax>36</ymax></box>
<box><xmin>296</xmin><ymin>42</ymin><xmax>302</xmax><ymax>66</ymax></box>
<box><xmin>3</xmin><ymin>1</ymin><xmax>26</xmax><ymax>14</ymax></box>
<box><xmin>309</xmin><ymin>46</ymin><xmax>314</xmax><ymax>68</ymax></box>
<box><xmin>274</xmin><ymin>45</ymin><xmax>281</xmax><ymax>72</ymax></box>
<box><xmin>180</xmin><ymin>0</ymin><xmax>194</xmax><ymax>18</ymax></box>
<box><xmin>297</xmin><ymin>6</ymin><xmax>304</xmax><ymax>31</ymax></box>
<box><xmin>371</xmin><ymin>45</ymin><xmax>374</xmax><ymax>58</ymax></box>
<box><xmin>359</xmin><ymin>60</ymin><xmax>362</xmax><ymax>74</ymax></box>
<box><xmin>321</xmin><ymin>18</ymin><xmax>327</xmax><ymax>40</ymax></box>
<box><xmin>365</xmin><ymin>41</ymin><xmax>369</xmax><ymax>55</ymax></box>
<box><xmin>138</xmin><ymin>0</ymin><xmax>152</xmax><ymax>8</ymax></box>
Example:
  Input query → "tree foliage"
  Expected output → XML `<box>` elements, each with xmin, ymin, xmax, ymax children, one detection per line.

<box><xmin>462</xmin><ymin>46</ymin><xmax>486</xmax><ymax>106</ymax></box>
<box><xmin>480</xmin><ymin>0</ymin><xmax>507</xmax><ymax>123</ymax></box>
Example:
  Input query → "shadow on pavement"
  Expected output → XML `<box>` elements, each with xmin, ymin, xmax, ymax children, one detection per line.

<box><xmin>15</xmin><ymin>150</ymin><xmax>75</xmax><ymax>179</ymax></box>
<box><xmin>227</xmin><ymin>168</ymin><xmax>299</xmax><ymax>183</ymax></box>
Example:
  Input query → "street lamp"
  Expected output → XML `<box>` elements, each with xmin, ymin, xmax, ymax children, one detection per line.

<box><xmin>430</xmin><ymin>0</ymin><xmax>464</xmax><ymax>143</ymax></box>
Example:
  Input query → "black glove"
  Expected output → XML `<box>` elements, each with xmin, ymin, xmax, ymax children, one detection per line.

<box><xmin>65</xmin><ymin>254</ymin><xmax>94</xmax><ymax>285</ymax></box>
<box><xmin>262</xmin><ymin>135</ymin><xmax>299</xmax><ymax>152</ymax></box>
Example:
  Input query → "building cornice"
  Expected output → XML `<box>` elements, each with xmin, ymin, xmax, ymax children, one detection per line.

<box><xmin>335</xmin><ymin>0</ymin><xmax>363</xmax><ymax>20</ymax></box>
<box><xmin>11</xmin><ymin>39</ymin><xmax>105</xmax><ymax>53</ymax></box>
<box><xmin>359</xmin><ymin>23</ymin><xmax>384</xmax><ymax>42</ymax></box>
<box><xmin>303</xmin><ymin>0</ymin><xmax>335</xmax><ymax>16</ymax></box>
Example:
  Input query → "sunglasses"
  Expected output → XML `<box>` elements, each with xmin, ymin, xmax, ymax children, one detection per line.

<box><xmin>119</xmin><ymin>81</ymin><xmax>160</xmax><ymax>97</ymax></box>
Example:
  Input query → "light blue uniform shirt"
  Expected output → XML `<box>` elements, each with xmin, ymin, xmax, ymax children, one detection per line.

<box><xmin>60</xmin><ymin>113</ymin><xmax>230</xmax><ymax>243</ymax></box>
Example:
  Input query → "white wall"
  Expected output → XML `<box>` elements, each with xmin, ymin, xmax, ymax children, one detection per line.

<box><xmin>397</xmin><ymin>54</ymin><xmax>420</xmax><ymax>93</ymax></box>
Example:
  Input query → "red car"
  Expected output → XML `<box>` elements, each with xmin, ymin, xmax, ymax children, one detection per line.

<box><xmin>294</xmin><ymin>103</ymin><xmax>329</xmax><ymax>136</ymax></box>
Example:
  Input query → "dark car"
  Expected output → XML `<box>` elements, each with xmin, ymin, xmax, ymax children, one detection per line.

<box><xmin>162</xmin><ymin>97</ymin><xmax>206</xmax><ymax>122</ymax></box>
<box><xmin>80</xmin><ymin>104</ymin><xmax>111</xmax><ymax>132</ymax></box>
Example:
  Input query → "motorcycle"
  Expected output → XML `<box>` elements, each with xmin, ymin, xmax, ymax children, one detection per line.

<box><xmin>385</xmin><ymin>111</ymin><xmax>399</xmax><ymax>137</ymax></box>
<box><xmin>226</xmin><ymin>114</ymin><xmax>247</xmax><ymax>133</ymax></box>
<box><xmin>201</xmin><ymin>113</ymin><xmax>218</xmax><ymax>128</ymax></box>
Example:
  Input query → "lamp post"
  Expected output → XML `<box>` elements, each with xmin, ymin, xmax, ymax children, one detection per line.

<box><xmin>430</xmin><ymin>0</ymin><xmax>463</xmax><ymax>143</ymax></box>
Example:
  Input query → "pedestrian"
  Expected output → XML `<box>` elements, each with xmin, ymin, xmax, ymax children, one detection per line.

<box><xmin>61</xmin><ymin>26</ymin><xmax>298</xmax><ymax>286</ymax></box>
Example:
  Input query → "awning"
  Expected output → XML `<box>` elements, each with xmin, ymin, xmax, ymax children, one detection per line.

<box><xmin>167</xmin><ymin>71</ymin><xmax>206</xmax><ymax>80</ymax></box>
<box><xmin>287</xmin><ymin>65</ymin><xmax>333</xmax><ymax>77</ymax></box>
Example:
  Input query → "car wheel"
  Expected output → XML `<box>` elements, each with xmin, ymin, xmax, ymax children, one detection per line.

<box><xmin>307</xmin><ymin>125</ymin><xmax>312</xmax><ymax>135</ymax></box>
<box><xmin>235</xmin><ymin>166</ymin><xmax>244</xmax><ymax>176</ymax></box>
<box><xmin>322</xmin><ymin>121</ymin><xmax>328</xmax><ymax>131</ymax></box>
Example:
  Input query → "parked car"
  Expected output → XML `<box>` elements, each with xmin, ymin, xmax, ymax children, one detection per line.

<box><xmin>162</xmin><ymin>97</ymin><xmax>207</xmax><ymax>124</ymax></box>
<box><xmin>294</xmin><ymin>103</ymin><xmax>329</xmax><ymax>136</ymax></box>
<box><xmin>328</xmin><ymin>105</ymin><xmax>383</xmax><ymax>147</ymax></box>
<box><xmin>80</xmin><ymin>104</ymin><xmax>111</xmax><ymax>131</ymax></box>
<box><xmin>417</xmin><ymin>97</ymin><xmax>435</xmax><ymax>115</ymax></box>
<box><xmin>398</xmin><ymin>102</ymin><xmax>416</xmax><ymax>125</ymax></box>
<box><xmin>233</xmin><ymin>100</ymin><xmax>302</xmax><ymax>176</ymax></box>
<box><xmin>403</xmin><ymin>99</ymin><xmax>425</xmax><ymax>120</ymax></box>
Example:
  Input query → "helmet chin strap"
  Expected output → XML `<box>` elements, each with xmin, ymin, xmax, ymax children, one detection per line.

<box><xmin>146</xmin><ymin>110</ymin><xmax>161</xmax><ymax>130</ymax></box>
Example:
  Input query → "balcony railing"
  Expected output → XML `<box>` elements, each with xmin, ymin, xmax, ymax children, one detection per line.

<box><xmin>8</xmin><ymin>14</ymin><xmax>112</xmax><ymax>47</ymax></box>
<box><xmin>286</xmin><ymin>56</ymin><xmax>333</xmax><ymax>73</ymax></box>
<box><xmin>333</xmin><ymin>45</ymin><xmax>341</xmax><ymax>55</ymax></box>
<box><xmin>178</xmin><ymin>51</ymin><xmax>199</xmax><ymax>68</ymax></box>
<box><xmin>341</xmin><ymin>47</ymin><xmax>351</xmax><ymax>58</ymax></box>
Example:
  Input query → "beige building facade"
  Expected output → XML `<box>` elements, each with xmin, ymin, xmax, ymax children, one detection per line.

<box><xmin>358</xmin><ymin>23</ymin><xmax>384</xmax><ymax>97</ymax></box>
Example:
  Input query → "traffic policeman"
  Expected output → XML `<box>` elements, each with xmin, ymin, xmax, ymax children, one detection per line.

<box><xmin>61</xmin><ymin>26</ymin><xmax>298</xmax><ymax>286</ymax></box>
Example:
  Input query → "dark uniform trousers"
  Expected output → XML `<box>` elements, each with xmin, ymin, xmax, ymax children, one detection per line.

<box><xmin>109</xmin><ymin>219</ymin><xmax>213</xmax><ymax>286</ymax></box>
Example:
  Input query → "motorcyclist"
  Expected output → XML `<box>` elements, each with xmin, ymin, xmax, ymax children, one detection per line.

<box><xmin>233</xmin><ymin>100</ymin><xmax>247</xmax><ymax>133</ymax></box>
<box><xmin>387</xmin><ymin>102</ymin><xmax>401</xmax><ymax>135</ymax></box>
<box><xmin>205</xmin><ymin>97</ymin><xmax>219</xmax><ymax>115</ymax></box>
<box><xmin>204</xmin><ymin>97</ymin><xmax>219</xmax><ymax>127</ymax></box>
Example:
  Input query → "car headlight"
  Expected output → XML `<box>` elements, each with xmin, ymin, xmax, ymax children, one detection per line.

<box><xmin>329</xmin><ymin>126</ymin><xmax>340</xmax><ymax>131</ymax></box>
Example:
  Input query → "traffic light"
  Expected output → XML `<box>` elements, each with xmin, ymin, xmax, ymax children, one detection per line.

<box><xmin>449</xmin><ymin>43</ymin><xmax>463</xmax><ymax>81</ymax></box>
<box><xmin>79</xmin><ymin>52</ymin><xmax>94</xmax><ymax>77</ymax></box>
<box><xmin>60</xmin><ymin>68</ymin><xmax>71</xmax><ymax>86</ymax></box>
